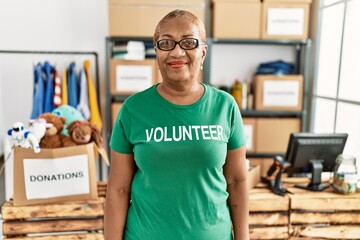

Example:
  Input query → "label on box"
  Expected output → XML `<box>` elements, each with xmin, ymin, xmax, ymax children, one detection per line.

<box><xmin>116</xmin><ymin>65</ymin><xmax>152</xmax><ymax>92</ymax></box>
<box><xmin>267</xmin><ymin>8</ymin><xmax>304</xmax><ymax>36</ymax></box>
<box><xmin>263</xmin><ymin>80</ymin><xmax>299</xmax><ymax>107</ymax></box>
<box><xmin>244</xmin><ymin>124</ymin><xmax>253</xmax><ymax>150</ymax></box>
<box><xmin>23</xmin><ymin>154</ymin><xmax>90</xmax><ymax>199</ymax></box>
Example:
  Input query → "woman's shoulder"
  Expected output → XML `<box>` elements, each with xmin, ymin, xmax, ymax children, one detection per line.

<box><xmin>122</xmin><ymin>85</ymin><xmax>156</xmax><ymax>106</ymax></box>
<box><xmin>204</xmin><ymin>84</ymin><xmax>234</xmax><ymax>102</ymax></box>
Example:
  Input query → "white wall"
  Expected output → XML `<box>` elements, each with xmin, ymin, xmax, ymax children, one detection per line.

<box><xmin>0</xmin><ymin>0</ymin><xmax>109</xmax><ymax>199</ymax></box>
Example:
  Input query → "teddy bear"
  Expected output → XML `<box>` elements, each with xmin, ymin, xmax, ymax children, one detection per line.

<box><xmin>36</xmin><ymin>112</ymin><xmax>77</xmax><ymax>148</ymax></box>
<box><xmin>67</xmin><ymin>120</ymin><xmax>103</xmax><ymax>148</ymax></box>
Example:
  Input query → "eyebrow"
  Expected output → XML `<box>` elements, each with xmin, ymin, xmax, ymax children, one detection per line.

<box><xmin>159</xmin><ymin>34</ymin><xmax>195</xmax><ymax>39</ymax></box>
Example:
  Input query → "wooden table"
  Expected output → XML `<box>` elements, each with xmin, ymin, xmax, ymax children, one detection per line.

<box><xmin>2</xmin><ymin>180</ymin><xmax>359</xmax><ymax>239</ymax></box>
<box><xmin>288</xmin><ymin>187</ymin><xmax>360</xmax><ymax>239</ymax></box>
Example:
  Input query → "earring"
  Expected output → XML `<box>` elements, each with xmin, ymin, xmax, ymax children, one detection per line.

<box><xmin>200</xmin><ymin>62</ymin><xmax>203</xmax><ymax>70</ymax></box>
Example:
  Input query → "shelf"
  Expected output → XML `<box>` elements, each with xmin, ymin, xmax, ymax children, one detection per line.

<box><xmin>209</xmin><ymin>38</ymin><xmax>311</xmax><ymax>46</ymax></box>
<box><xmin>241</xmin><ymin>110</ymin><xmax>303</xmax><ymax>118</ymax></box>
<box><xmin>247</xmin><ymin>153</ymin><xmax>285</xmax><ymax>158</ymax></box>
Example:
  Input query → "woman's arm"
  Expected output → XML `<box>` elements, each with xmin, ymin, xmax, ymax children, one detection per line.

<box><xmin>223</xmin><ymin>145</ymin><xmax>249</xmax><ymax>240</ymax></box>
<box><xmin>104</xmin><ymin>150</ymin><xmax>136</xmax><ymax>240</ymax></box>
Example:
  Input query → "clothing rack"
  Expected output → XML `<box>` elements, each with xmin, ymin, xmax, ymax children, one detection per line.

<box><xmin>0</xmin><ymin>49</ymin><xmax>104</xmax><ymax>180</ymax></box>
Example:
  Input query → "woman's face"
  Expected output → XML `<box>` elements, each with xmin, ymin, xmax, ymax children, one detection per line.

<box><xmin>155</xmin><ymin>17</ymin><xmax>207</xmax><ymax>84</ymax></box>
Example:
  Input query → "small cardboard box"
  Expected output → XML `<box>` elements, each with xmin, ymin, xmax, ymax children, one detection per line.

<box><xmin>212</xmin><ymin>0</ymin><xmax>261</xmax><ymax>39</ymax></box>
<box><xmin>111</xmin><ymin>102</ymin><xmax>123</xmax><ymax>127</ymax></box>
<box><xmin>256</xmin><ymin>118</ymin><xmax>300</xmax><ymax>153</ymax></box>
<box><xmin>249</xmin><ymin>158</ymin><xmax>275</xmax><ymax>177</ymax></box>
<box><xmin>261</xmin><ymin>0</ymin><xmax>312</xmax><ymax>40</ymax></box>
<box><xmin>243</xmin><ymin>118</ymin><xmax>257</xmax><ymax>152</ymax></box>
<box><xmin>254</xmin><ymin>74</ymin><xmax>303</xmax><ymax>111</ymax></box>
<box><xmin>110</xmin><ymin>59</ymin><xmax>160</xmax><ymax>95</ymax></box>
<box><xmin>248</xmin><ymin>164</ymin><xmax>261</xmax><ymax>189</ymax></box>
<box><xmin>108</xmin><ymin>0</ymin><xmax>205</xmax><ymax>37</ymax></box>
<box><xmin>13</xmin><ymin>143</ymin><xmax>98</xmax><ymax>206</ymax></box>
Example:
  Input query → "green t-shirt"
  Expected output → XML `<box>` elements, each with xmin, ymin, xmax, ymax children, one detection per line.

<box><xmin>110</xmin><ymin>83</ymin><xmax>246</xmax><ymax>240</ymax></box>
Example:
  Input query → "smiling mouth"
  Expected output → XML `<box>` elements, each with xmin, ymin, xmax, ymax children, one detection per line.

<box><xmin>168</xmin><ymin>62</ymin><xmax>187</xmax><ymax>68</ymax></box>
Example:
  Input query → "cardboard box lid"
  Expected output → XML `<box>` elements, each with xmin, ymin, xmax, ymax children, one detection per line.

<box><xmin>212</xmin><ymin>0</ymin><xmax>260</xmax><ymax>3</ymax></box>
<box><xmin>263</xmin><ymin>0</ymin><xmax>312</xmax><ymax>4</ymax></box>
<box><xmin>110</xmin><ymin>0</ymin><xmax>205</xmax><ymax>5</ymax></box>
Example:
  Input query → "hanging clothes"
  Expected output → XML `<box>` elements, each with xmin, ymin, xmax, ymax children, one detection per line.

<box><xmin>77</xmin><ymin>69</ymin><xmax>90</xmax><ymax>120</ymax></box>
<box><xmin>53</xmin><ymin>68</ymin><xmax>62</xmax><ymax>108</ymax></box>
<box><xmin>43</xmin><ymin>61</ymin><xmax>55</xmax><ymax>112</ymax></box>
<box><xmin>30</xmin><ymin>63</ymin><xmax>45</xmax><ymax>119</ymax></box>
<box><xmin>62</xmin><ymin>67</ymin><xmax>68</xmax><ymax>105</ymax></box>
<box><xmin>67</xmin><ymin>62</ymin><xmax>79</xmax><ymax>109</ymax></box>
<box><xmin>84</xmin><ymin>60</ymin><xmax>102</xmax><ymax>130</ymax></box>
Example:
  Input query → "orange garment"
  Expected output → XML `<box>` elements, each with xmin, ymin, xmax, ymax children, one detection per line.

<box><xmin>84</xmin><ymin>60</ymin><xmax>102</xmax><ymax>130</ymax></box>
<box><xmin>62</xmin><ymin>67</ymin><xmax>68</xmax><ymax>105</ymax></box>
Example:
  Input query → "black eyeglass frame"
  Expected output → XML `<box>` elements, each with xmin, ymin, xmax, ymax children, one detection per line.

<box><xmin>155</xmin><ymin>38</ymin><xmax>206</xmax><ymax>51</ymax></box>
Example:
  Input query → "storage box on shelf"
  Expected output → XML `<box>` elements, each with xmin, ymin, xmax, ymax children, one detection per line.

<box><xmin>254</xmin><ymin>74</ymin><xmax>304</xmax><ymax>111</ymax></box>
<box><xmin>212</xmin><ymin>0</ymin><xmax>261</xmax><ymax>39</ymax></box>
<box><xmin>111</xmin><ymin>102</ymin><xmax>123</xmax><ymax>127</ymax></box>
<box><xmin>288</xmin><ymin>187</ymin><xmax>360</xmax><ymax>239</ymax></box>
<box><xmin>261</xmin><ymin>0</ymin><xmax>312</xmax><ymax>40</ymax></box>
<box><xmin>256</xmin><ymin>118</ymin><xmax>301</xmax><ymax>153</ymax></box>
<box><xmin>110</xmin><ymin>59</ymin><xmax>161</xmax><ymax>95</ymax></box>
<box><xmin>108</xmin><ymin>0</ymin><xmax>206</xmax><ymax>37</ymax></box>
<box><xmin>243</xmin><ymin>116</ymin><xmax>301</xmax><ymax>154</ymax></box>
<box><xmin>243</xmin><ymin>118</ymin><xmax>257</xmax><ymax>153</ymax></box>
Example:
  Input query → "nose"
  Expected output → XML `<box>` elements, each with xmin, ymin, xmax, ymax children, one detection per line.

<box><xmin>170</xmin><ymin>43</ymin><xmax>186</xmax><ymax>57</ymax></box>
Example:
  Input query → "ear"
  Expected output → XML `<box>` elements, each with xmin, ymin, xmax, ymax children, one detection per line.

<box><xmin>201</xmin><ymin>44</ymin><xmax>207</xmax><ymax>63</ymax></box>
<box><xmin>67</xmin><ymin>121</ymin><xmax>76</xmax><ymax>134</ymax></box>
<box><xmin>91</xmin><ymin>125</ymin><xmax>103</xmax><ymax>147</ymax></box>
<box><xmin>60</xmin><ymin>116</ymin><xmax>66</xmax><ymax>125</ymax></box>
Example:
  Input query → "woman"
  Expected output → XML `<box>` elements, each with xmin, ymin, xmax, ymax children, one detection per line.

<box><xmin>104</xmin><ymin>9</ymin><xmax>249</xmax><ymax>240</ymax></box>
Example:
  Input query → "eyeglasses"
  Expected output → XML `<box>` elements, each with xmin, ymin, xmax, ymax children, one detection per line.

<box><xmin>156</xmin><ymin>38</ymin><xmax>204</xmax><ymax>51</ymax></box>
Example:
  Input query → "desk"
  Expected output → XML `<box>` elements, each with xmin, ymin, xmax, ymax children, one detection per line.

<box><xmin>1</xmin><ymin>182</ymin><xmax>106</xmax><ymax>240</ymax></box>
<box><xmin>250</xmin><ymin>178</ymin><xmax>360</xmax><ymax>239</ymax></box>
<box><xmin>2</xmin><ymin>181</ymin><xmax>359</xmax><ymax>239</ymax></box>
<box><xmin>249</xmin><ymin>187</ymin><xmax>289</xmax><ymax>239</ymax></box>
<box><xmin>288</xmin><ymin>187</ymin><xmax>360</xmax><ymax>239</ymax></box>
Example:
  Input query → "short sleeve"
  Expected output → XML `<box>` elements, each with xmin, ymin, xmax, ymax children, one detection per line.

<box><xmin>109</xmin><ymin>104</ymin><xmax>134</xmax><ymax>154</ymax></box>
<box><xmin>227</xmin><ymin>103</ymin><xmax>246</xmax><ymax>150</ymax></box>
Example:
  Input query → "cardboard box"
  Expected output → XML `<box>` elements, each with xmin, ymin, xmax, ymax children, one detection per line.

<box><xmin>261</xmin><ymin>0</ymin><xmax>312</xmax><ymax>40</ymax></box>
<box><xmin>109</xmin><ymin>0</ymin><xmax>206</xmax><ymax>37</ymax></box>
<box><xmin>111</xmin><ymin>102</ymin><xmax>123</xmax><ymax>127</ymax></box>
<box><xmin>110</xmin><ymin>59</ymin><xmax>160</xmax><ymax>94</ymax></box>
<box><xmin>248</xmin><ymin>164</ymin><xmax>261</xmax><ymax>189</ymax></box>
<box><xmin>254</xmin><ymin>74</ymin><xmax>303</xmax><ymax>111</ymax></box>
<box><xmin>13</xmin><ymin>143</ymin><xmax>98</xmax><ymax>206</ymax></box>
<box><xmin>212</xmin><ymin>0</ymin><xmax>261</xmax><ymax>39</ymax></box>
<box><xmin>243</xmin><ymin>118</ymin><xmax>257</xmax><ymax>152</ymax></box>
<box><xmin>249</xmin><ymin>157</ymin><xmax>274</xmax><ymax>177</ymax></box>
<box><xmin>256</xmin><ymin>118</ymin><xmax>300</xmax><ymax>153</ymax></box>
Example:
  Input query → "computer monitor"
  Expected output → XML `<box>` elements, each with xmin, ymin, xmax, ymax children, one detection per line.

<box><xmin>286</xmin><ymin>132</ymin><xmax>348</xmax><ymax>191</ymax></box>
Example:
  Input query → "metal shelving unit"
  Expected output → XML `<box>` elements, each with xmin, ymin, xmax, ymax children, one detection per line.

<box><xmin>203</xmin><ymin>38</ymin><xmax>312</xmax><ymax>159</ymax></box>
<box><xmin>105</xmin><ymin>37</ymin><xmax>312</xmax><ymax>163</ymax></box>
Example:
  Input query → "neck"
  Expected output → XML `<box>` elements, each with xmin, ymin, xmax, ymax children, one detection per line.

<box><xmin>157</xmin><ymin>81</ymin><xmax>204</xmax><ymax>105</ymax></box>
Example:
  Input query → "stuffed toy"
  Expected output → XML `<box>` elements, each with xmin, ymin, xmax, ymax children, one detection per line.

<box><xmin>36</xmin><ymin>113</ymin><xmax>77</xmax><ymax>148</ymax></box>
<box><xmin>52</xmin><ymin>105</ymin><xmax>84</xmax><ymax>137</ymax></box>
<box><xmin>28</xmin><ymin>118</ymin><xmax>52</xmax><ymax>143</ymax></box>
<box><xmin>67</xmin><ymin>120</ymin><xmax>103</xmax><ymax>148</ymax></box>
<box><xmin>5</xmin><ymin>122</ymin><xmax>40</xmax><ymax>153</ymax></box>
